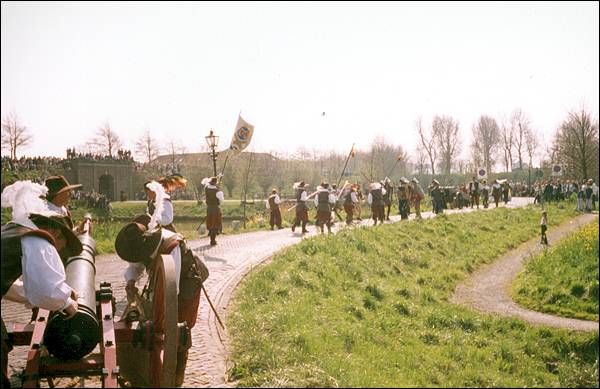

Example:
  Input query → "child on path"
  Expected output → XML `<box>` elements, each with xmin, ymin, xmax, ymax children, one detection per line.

<box><xmin>540</xmin><ymin>210</ymin><xmax>548</xmax><ymax>245</ymax></box>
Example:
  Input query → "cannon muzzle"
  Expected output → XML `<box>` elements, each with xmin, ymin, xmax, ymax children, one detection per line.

<box><xmin>44</xmin><ymin>214</ymin><xmax>100</xmax><ymax>360</ymax></box>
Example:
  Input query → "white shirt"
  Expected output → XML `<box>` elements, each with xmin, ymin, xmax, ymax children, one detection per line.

<box><xmin>20</xmin><ymin>233</ymin><xmax>75</xmax><ymax>311</ymax></box>
<box><xmin>46</xmin><ymin>201</ymin><xmax>69</xmax><ymax>217</ymax></box>
<box><xmin>148</xmin><ymin>195</ymin><xmax>174</xmax><ymax>226</ymax></box>
<box><xmin>300</xmin><ymin>191</ymin><xmax>308</xmax><ymax>202</ymax></box>
<box><xmin>124</xmin><ymin>229</ymin><xmax>183</xmax><ymax>294</ymax></box>
<box><xmin>349</xmin><ymin>191</ymin><xmax>358</xmax><ymax>203</ymax></box>
<box><xmin>265</xmin><ymin>194</ymin><xmax>281</xmax><ymax>209</ymax></box>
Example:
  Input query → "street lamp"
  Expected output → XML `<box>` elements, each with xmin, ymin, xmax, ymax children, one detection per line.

<box><xmin>205</xmin><ymin>129</ymin><xmax>219</xmax><ymax>176</ymax></box>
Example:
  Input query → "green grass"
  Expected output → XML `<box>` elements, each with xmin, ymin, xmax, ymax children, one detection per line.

<box><xmin>512</xmin><ymin>222</ymin><xmax>599</xmax><ymax>322</ymax></box>
<box><xmin>227</xmin><ymin>202</ymin><xmax>599</xmax><ymax>388</ymax></box>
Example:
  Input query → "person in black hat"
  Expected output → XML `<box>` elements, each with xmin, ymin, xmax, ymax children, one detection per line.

<box><xmin>266</xmin><ymin>188</ymin><xmax>283</xmax><ymax>230</ymax></box>
<box><xmin>201</xmin><ymin>176</ymin><xmax>224</xmax><ymax>245</ymax></box>
<box><xmin>44</xmin><ymin>175</ymin><xmax>83</xmax><ymax>230</ymax></box>
<box><xmin>291</xmin><ymin>181</ymin><xmax>310</xmax><ymax>234</ymax></box>
<box><xmin>115</xmin><ymin>220</ymin><xmax>207</xmax><ymax>386</ymax></box>
<box><xmin>1</xmin><ymin>180</ymin><xmax>84</xmax><ymax>387</ymax></box>
<box><xmin>429</xmin><ymin>179</ymin><xmax>444</xmax><ymax>215</ymax></box>
<box><xmin>314</xmin><ymin>182</ymin><xmax>334</xmax><ymax>234</ymax></box>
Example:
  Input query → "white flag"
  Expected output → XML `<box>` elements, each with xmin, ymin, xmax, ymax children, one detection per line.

<box><xmin>477</xmin><ymin>167</ymin><xmax>488</xmax><ymax>179</ymax></box>
<box><xmin>229</xmin><ymin>115</ymin><xmax>254</xmax><ymax>154</ymax></box>
<box><xmin>551</xmin><ymin>164</ymin><xmax>563</xmax><ymax>176</ymax></box>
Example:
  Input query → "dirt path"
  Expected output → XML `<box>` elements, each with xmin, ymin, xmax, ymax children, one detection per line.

<box><xmin>452</xmin><ymin>213</ymin><xmax>599</xmax><ymax>332</ymax></box>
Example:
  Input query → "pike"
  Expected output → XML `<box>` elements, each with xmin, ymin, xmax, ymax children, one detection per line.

<box><xmin>336</xmin><ymin>143</ymin><xmax>356</xmax><ymax>188</ymax></box>
<box><xmin>385</xmin><ymin>155</ymin><xmax>403</xmax><ymax>180</ymax></box>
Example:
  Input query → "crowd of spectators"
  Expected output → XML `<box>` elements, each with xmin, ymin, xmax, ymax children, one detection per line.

<box><xmin>1</xmin><ymin>155</ymin><xmax>67</xmax><ymax>172</ymax></box>
<box><xmin>66</xmin><ymin>148</ymin><xmax>134</xmax><ymax>161</ymax></box>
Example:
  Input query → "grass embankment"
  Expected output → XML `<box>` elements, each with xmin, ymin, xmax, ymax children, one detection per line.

<box><xmin>512</xmin><ymin>222</ymin><xmax>599</xmax><ymax>322</ymax></box>
<box><xmin>228</xmin><ymin>202</ymin><xmax>599</xmax><ymax>387</ymax></box>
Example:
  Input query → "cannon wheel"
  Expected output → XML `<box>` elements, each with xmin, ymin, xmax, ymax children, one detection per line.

<box><xmin>149</xmin><ymin>254</ymin><xmax>178</xmax><ymax>387</ymax></box>
<box><xmin>118</xmin><ymin>254</ymin><xmax>178</xmax><ymax>387</ymax></box>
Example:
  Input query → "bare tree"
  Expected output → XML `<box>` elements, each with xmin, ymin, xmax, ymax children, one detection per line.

<box><xmin>135</xmin><ymin>129</ymin><xmax>160</xmax><ymax>163</ymax></box>
<box><xmin>165</xmin><ymin>139</ymin><xmax>187</xmax><ymax>173</ymax></box>
<box><xmin>88</xmin><ymin>122</ymin><xmax>123</xmax><ymax>157</ymax></box>
<box><xmin>551</xmin><ymin>108</ymin><xmax>599</xmax><ymax>181</ymax></box>
<box><xmin>416</xmin><ymin>117</ymin><xmax>437</xmax><ymax>177</ymax></box>
<box><xmin>500</xmin><ymin>114</ymin><xmax>514</xmax><ymax>172</ymax></box>
<box><xmin>471</xmin><ymin>115</ymin><xmax>500</xmax><ymax>174</ymax></box>
<box><xmin>525</xmin><ymin>128</ymin><xmax>539</xmax><ymax>170</ymax></box>
<box><xmin>1</xmin><ymin>112</ymin><xmax>33</xmax><ymax>160</ymax></box>
<box><xmin>432</xmin><ymin>115</ymin><xmax>461</xmax><ymax>176</ymax></box>
<box><xmin>511</xmin><ymin>109</ymin><xmax>530</xmax><ymax>170</ymax></box>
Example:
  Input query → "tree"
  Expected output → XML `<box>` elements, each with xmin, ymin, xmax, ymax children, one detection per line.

<box><xmin>1</xmin><ymin>112</ymin><xmax>33</xmax><ymax>160</ymax></box>
<box><xmin>135</xmin><ymin>129</ymin><xmax>160</xmax><ymax>163</ymax></box>
<box><xmin>165</xmin><ymin>139</ymin><xmax>187</xmax><ymax>174</ymax></box>
<box><xmin>432</xmin><ymin>115</ymin><xmax>461</xmax><ymax>176</ymax></box>
<box><xmin>416</xmin><ymin>117</ymin><xmax>437</xmax><ymax>177</ymax></box>
<box><xmin>525</xmin><ymin>127</ymin><xmax>539</xmax><ymax>190</ymax></box>
<box><xmin>414</xmin><ymin>144</ymin><xmax>429</xmax><ymax>175</ymax></box>
<box><xmin>500</xmin><ymin>114</ymin><xmax>514</xmax><ymax>172</ymax></box>
<box><xmin>471</xmin><ymin>115</ymin><xmax>500</xmax><ymax>174</ymax></box>
<box><xmin>511</xmin><ymin>109</ymin><xmax>530</xmax><ymax>170</ymax></box>
<box><xmin>88</xmin><ymin>122</ymin><xmax>122</xmax><ymax>157</ymax></box>
<box><xmin>551</xmin><ymin>108</ymin><xmax>599</xmax><ymax>181</ymax></box>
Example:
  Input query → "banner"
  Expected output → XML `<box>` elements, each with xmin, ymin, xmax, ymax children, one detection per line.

<box><xmin>477</xmin><ymin>167</ymin><xmax>488</xmax><ymax>180</ymax></box>
<box><xmin>229</xmin><ymin>115</ymin><xmax>254</xmax><ymax>154</ymax></box>
<box><xmin>551</xmin><ymin>164</ymin><xmax>563</xmax><ymax>176</ymax></box>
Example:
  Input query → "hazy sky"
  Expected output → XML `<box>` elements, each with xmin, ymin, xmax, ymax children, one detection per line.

<box><xmin>1</xmin><ymin>1</ymin><xmax>598</xmax><ymax>161</ymax></box>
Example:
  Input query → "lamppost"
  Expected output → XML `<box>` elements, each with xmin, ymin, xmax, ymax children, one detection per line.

<box><xmin>205</xmin><ymin>129</ymin><xmax>219</xmax><ymax>177</ymax></box>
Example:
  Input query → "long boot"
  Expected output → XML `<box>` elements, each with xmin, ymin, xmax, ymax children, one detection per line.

<box><xmin>175</xmin><ymin>350</ymin><xmax>189</xmax><ymax>387</ymax></box>
<box><xmin>301</xmin><ymin>221</ymin><xmax>308</xmax><ymax>234</ymax></box>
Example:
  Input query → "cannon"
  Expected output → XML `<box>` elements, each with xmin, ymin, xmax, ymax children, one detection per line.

<box><xmin>7</xmin><ymin>215</ymin><xmax>190</xmax><ymax>387</ymax></box>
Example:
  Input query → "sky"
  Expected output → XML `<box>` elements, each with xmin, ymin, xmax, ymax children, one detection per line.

<box><xmin>1</xmin><ymin>1</ymin><xmax>598</xmax><ymax>161</ymax></box>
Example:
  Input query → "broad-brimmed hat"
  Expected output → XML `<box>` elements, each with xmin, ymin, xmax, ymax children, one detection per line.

<box><xmin>400</xmin><ymin>177</ymin><xmax>409</xmax><ymax>184</ymax></box>
<box><xmin>29</xmin><ymin>213</ymin><xmax>83</xmax><ymax>259</ymax></box>
<box><xmin>45</xmin><ymin>176</ymin><xmax>82</xmax><ymax>200</ymax></box>
<box><xmin>411</xmin><ymin>177</ymin><xmax>419</xmax><ymax>184</ymax></box>
<box><xmin>432</xmin><ymin>179</ymin><xmax>440</xmax><ymax>186</ymax></box>
<box><xmin>115</xmin><ymin>222</ymin><xmax>162</xmax><ymax>263</ymax></box>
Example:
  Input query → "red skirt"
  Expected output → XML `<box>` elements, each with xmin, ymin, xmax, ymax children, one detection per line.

<box><xmin>206</xmin><ymin>210</ymin><xmax>222</xmax><ymax>231</ymax></box>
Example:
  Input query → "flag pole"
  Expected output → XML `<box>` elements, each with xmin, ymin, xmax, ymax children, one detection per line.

<box><xmin>385</xmin><ymin>156</ymin><xmax>402</xmax><ymax>179</ymax></box>
<box><xmin>336</xmin><ymin>143</ymin><xmax>355</xmax><ymax>188</ymax></box>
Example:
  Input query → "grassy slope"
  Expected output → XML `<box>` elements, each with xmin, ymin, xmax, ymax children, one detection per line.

<box><xmin>512</xmin><ymin>222</ymin><xmax>599</xmax><ymax>322</ymax></box>
<box><xmin>228</xmin><ymin>203</ymin><xmax>599</xmax><ymax>388</ymax></box>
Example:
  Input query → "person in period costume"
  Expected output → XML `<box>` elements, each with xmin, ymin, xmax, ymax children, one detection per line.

<box><xmin>116</xmin><ymin>218</ymin><xmax>208</xmax><ymax>387</ymax></box>
<box><xmin>469</xmin><ymin>176</ymin><xmax>480</xmax><ymax>209</ymax></box>
<box><xmin>492</xmin><ymin>180</ymin><xmax>502</xmax><ymax>208</ymax></box>
<box><xmin>577</xmin><ymin>182</ymin><xmax>586</xmax><ymax>212</ymax></box>
<box><xmin>540</xmin><ymin>210</ymin><xmax>548</xmax><ymax>245</ymax></box>
<box><xmin>585</xmin><ymin>179</ymin><xmax>594</xmax><ymax>212</ymax></box>
<box><xmin>354</xmin><ymin>184</ymin><xmax>364</xmax><ymax>221</ymax></box>
<box><xmin>502</xmin><ymin>181</ymin><xmax>511</xmax><ymax>204</ymax></box>
<box><xmin>144</xmin><ymin>174</ymin><xmax>188</xmax><ymax>233</ymax></box>
<box><xmin>368</xmin><ymin>182</ymin><xmax>386</xmax><ymax>225</ymax></box>
<box><xmin>44</xmin><ymin>175</ymin><xmax>83</xmax><ymax>231</ymax></box>
<box><xmin>330</xmin><ymin>184</ymin><xmax>344</xmax><ymax>223</ymax></box>
<box><xmin>266</xmin><ymin>188</ymin><xmax>283</xmax><ymax>230</ymax></box>
<box><xmin>410</xmin><ymin>178</ymin><xmax>425</xmax><ymax>219</ymax></box>
<box><xmin>429</xmin><ymin>179</ymin><xmax>444</xmax><ymax>215</ymax></box>
<box><xmin>382</xmin><ymin>177</ymin><xmax>394</xmax><ymax>221</ymax></box>
<box><xmin>202</xmin><ymin>176</ymin><xmax>224</xmax><ymax>246</ymax></box>
<box><xmin>481</xmin><ymin>180</ymin><xmax>490</xmax><ymax>209</ymax></box>
<box><xmin>291</xmin><ymin>182</ymin><xmax>310</xmax><ymax>234</ymax></box>
<box><xmin>1</xmin><ymin>181</ymin><xmax>83</xmax><ymax>388</ymax></box>
<box><xmin>343</xmin><ymin>184</ymin><xmax>359</xmax><ymax>225</ymax></box>
<box><xmin>314</xmin><ymin>182</ymin><xmax>335</xmax><ymax>234</ymax></box>
<box><xmin>397</xmin><ymin>177</ymin><xmax>410</xmax><ymax>220</ymax></box>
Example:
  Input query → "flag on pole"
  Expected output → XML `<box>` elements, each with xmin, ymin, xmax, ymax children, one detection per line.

<box><xmin>229</xmin><ymin>115</ymin><xmax>254</xmax><ymax>154</ymax></box>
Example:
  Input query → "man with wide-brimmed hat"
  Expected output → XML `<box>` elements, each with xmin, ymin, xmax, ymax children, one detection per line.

<box><xmin>429</xmin><ymin>179</ymin><xmax>444</xmax><ymax>215</ymax></box>
<box><xmin>410</xmin><ymin>178</ymin><xmax>425</xmax><ymax>219</ymax></box>
<box><xmin>382</xmin><ymin>177</ymin><xmax>394</xmax><ymax>221</ymax></box>
<box><xmin>314</xmin><ymin>182</ymin><xmax>335</xmax><ymax>234</ymax></box>
<box><xmin>291</xmin><ymin>181</ymin><xmax>310</xmax><ymax>234</ymax></box>
<box><xmin>469</xmin><ymin>176</ymin><xmax>480</xmax><ymax>209</ymax></box>
<box><xmin>343</xmin><ymin>184</ymin><xmax>359</xmax><ymax>225</ymax></box>
<box><xmin>201</xmin><ymin>176</ymin><xmax>224</xmax><ymax>245</ymax></box>
<box><xmin>266</xmin><ymin>188</ymin><xmax>283</xmax><ymax>230</ymax></box>
<box><xmin>368</xmin><ymin>182</ymin><xmax>386</xmax><ymax>225</ymax></box>
<box><xmin>481</xmin><ymin>179</ymin><xmax>490</xmax><ymax>209</ymax></box>
<box><xmin>115</xmin><ymin>218</ymin><xmax>208</xmax><ymax>386</ymax></box>
<box><xmin>397</xmin><ymin>177</ymin><xmax>411</xmax><ymax>220</ymax></box>
<box><xmin>44</xmin><ymin>175</ymin><xmax>83</xmax><ymax>230</ymax></box>
<box><xmin>1</xmin><ymin>181</ymin><xmax>83</xmax><ymax>387</ymax></box>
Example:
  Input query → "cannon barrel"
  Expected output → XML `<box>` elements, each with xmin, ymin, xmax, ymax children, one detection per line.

<box><xmin>44</xmin><ymin>214</ymin><xmax>100</xmax><ymax>360</ymax></box>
